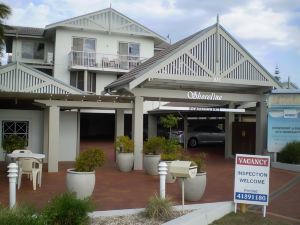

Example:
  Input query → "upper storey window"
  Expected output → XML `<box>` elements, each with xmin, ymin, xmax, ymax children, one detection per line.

<box><xmin>72</xmin><ymin>37</ymin><xmax>96</xmax><ymax>52</ymax></box>
<box><xmin>22</xmin><ymin>40</ymin><xmax>45</xmax><ymax>60</ymax></box>
<box><xmin>119</xmin><ymin>42</ymin><xmax>140</xmax><ymax>56</ymax></box>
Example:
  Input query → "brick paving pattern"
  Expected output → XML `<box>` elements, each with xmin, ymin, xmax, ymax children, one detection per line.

<box><xmin>0</xmin><ymin>140</ymin><xmax>299</xmax><ymax>223</ymax></box>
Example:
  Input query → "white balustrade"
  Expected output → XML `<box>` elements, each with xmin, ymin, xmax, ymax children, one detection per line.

<box><xmin>68</xmin><ymin>51</ymin><xmax>147</xmax><ymax>71</ymax></box>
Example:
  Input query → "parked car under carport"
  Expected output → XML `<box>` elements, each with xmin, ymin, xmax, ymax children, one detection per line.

<box><xmin>170</xmin><ymin>125</ymin><xmax>225</xmax><ymax>148</ymax></box>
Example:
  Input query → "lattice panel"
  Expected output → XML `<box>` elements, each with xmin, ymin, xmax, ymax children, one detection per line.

<box><xmin>224</xmin><ymin>60</ymin><xmax>268</xmax><ymax>81</ymax></box>
<box><xmin>219</xmin><ymin>34</ymin><xmax>244</xmax><ymax>74</ymax></box>
<box><xmin>156</xmin><ymin>53</ymin><xmax>211</xmax><ymax>77</ymax></box>
<box><xmin>33</xmin><ymin>84</ymin><xmax>69</xmax><ymax>94</ymax></box>
<box><xmin>190</xmin><ymin>34</ymin><xmax>216</xmax><ymax>74</ymax></box>
<box><xmin>0</xmin><ymin>69</ymin><xmax>45</xmax><ymax>91</ymax></box>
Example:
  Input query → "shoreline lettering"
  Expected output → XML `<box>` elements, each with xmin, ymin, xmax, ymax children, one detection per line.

<box><xmin>187</xmin><ymin>91</ymin><xmax>222</xmax><ymax>100</ymax></box>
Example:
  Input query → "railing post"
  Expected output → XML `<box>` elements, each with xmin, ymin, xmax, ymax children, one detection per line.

<box><xmin>7</xmin><ymin>163</ymin><xmax>18</xmax><ymax>208</ymax></box>
<box><xmin>158</xmin><ymin>161</ymin><xmax>168</xmax><ymax>199</ymax></box>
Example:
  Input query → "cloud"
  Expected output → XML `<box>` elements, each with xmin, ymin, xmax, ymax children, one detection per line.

<box><xmin>220</xmin><ymin>1</ymin><xmax>300</xmax><ymax>51</ymax></box>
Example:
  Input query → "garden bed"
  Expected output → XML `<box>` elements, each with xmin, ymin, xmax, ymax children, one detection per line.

<box><xmin>90</xmin><ymin>210</ymin><xmax>190</xmax><ymax>225</ymax></box>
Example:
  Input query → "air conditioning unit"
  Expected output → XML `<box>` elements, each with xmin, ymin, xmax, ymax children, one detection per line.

<box><xmin>47</xmin><ymin>52</ymin><xmax>54</xmax><ymax>64</ymax></box>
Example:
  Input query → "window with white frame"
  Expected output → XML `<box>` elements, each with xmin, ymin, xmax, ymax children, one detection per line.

<box><xmin>2</xmin><ymin>121</ymin><xmax>29</xmax><ymax>146</ymax></box>
<box><xmin>70</xmin><ymin>71</ymin><xmax>96</xmax><ymax>93</ymax></box>
<box><xmin>72</xmin><ymin>37</ymin><xmax>96</xmax><ymax>52</ymax></box>
<box><xmin>119</xmin><ymin>42</ymin><xmax>140</xmax><ymax>57</ymax></box>
<box><xmin>70</xmin><ymin>71</ymin><xmax>84</xmax><ymax>91</ymax></box>
<box><xmin>21</xmin><ymin>40</ymin><xmax>45</xmax><ymax>60</ymax></box>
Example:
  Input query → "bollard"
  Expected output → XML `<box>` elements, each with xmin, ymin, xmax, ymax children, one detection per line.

<box><xmin>158</xmin><ymin>161</ymin><xmax>168</xmax><ymax>199</ymax></box>
<box><xmin>7</xmin><ymin>163</ymin><xmax>18</xmax><ymax>208</ymax></box>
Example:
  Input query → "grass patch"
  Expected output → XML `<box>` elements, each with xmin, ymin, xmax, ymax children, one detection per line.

<box><xmin>210</xmin><ymin>212</ymin><xmax>292</xmax><ymax>225</ymax></box>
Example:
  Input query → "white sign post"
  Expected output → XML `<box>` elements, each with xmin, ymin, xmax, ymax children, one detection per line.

<box><xmin>234</xmin><ymin>154</ymin><xmax>270</xmax><ymax>217</ymax></box>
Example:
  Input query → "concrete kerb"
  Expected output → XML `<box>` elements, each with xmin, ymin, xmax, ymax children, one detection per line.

<box><xmin>89</xmin><ymin>201</ymin><xmax>234</xmax><ymax>225</ymax></box>
<box><xmin>271</xmin><ymin>162</ymin><xmax>300</xmax><ymax>173</ymax></box>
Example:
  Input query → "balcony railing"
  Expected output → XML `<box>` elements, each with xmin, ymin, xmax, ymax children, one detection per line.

<box><xmin>68</xmin><ymin>51</ymin><xmax>148</xmax><ymax>71</ymax></box>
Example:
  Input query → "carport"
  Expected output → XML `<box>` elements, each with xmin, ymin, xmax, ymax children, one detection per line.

<box><xmin>105</xmin><ymin>21</ymin><xmax>280</xmax><ymax>170</ymax></box>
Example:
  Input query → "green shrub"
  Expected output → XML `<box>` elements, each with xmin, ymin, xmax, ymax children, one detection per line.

<box><xmin>144</xmin><ymin>136</ymin><xmax>165</xmax><ymax>155</ymax></box>
<box><xmin>0</xmin><ymin>204</ymin><xmax>42</xmax><ymax>225</ymax></box>
<box><xmin>144</xmin><ymin>194</ymin><xmax>173</xmax><ymax>221</ymax></box>
<box><xmin>75</xmin><ymin>148</ymin><xmax>105</xmax><ymax>172</ymax></box>
<box><xmin>181</xmin><ymin>152</ymin><xmax>206</xmax><ymax>173</ymax></box>
<box><xmin>115</xmin><ymin>136</ymin><xmax>134</xmax><ymax>153</ymax></box>
<box><xmin>41</xmin><ymin>192</ymin><xmax>94</xmax><ymax>225</ymax></box>
<box><xmin>161</xmin><ymin>138</ymin><xmax>182</xmax><ymax>161</ymax></box>
<box><xmin>2</xmin><ymin>134</ymin><xmax>26</xmax><ymax>153</ymax></box>
<box><xmin>278</xmin><ymin>141</ymin><xmax>300</xmax><ymax>164</ymax></box>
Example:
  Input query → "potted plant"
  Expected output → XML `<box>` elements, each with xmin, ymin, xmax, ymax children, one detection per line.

<box><xmin>66</xmin><ymin>148</ymin><xmax>105</xmax><ymax>199</ymax></box>
<box><xmin>161</xmin><ymin>138</ymin><xmax>182</xmax><ymax>183</ymax></box>
<box><xmin>179</xmin><ymin>152</ymin><xmax>207</xmax><ymax>201</ymax></box>
<box><xmin>115</xmin><ymin>136</ymin><xmax>134</xmax><ymax>172</ymax></box>
<box><xmin>2</xmin><ymin>134</ymin><xmax>26</xmax><ymax>163</ymax></box>
<box><xmin>143</xmin><ymin>136</ymin><xmax>165</xmax><ymax>175</ymax></box>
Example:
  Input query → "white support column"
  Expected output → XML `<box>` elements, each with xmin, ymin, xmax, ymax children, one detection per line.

<box><xmin>76</xmin><ymin>109</ymin><xmax>81</xmax><ymax>156</ymax></box>
<box><xmin>183</xmin><ymin>115</ymin><xmax>188</xmax><ymax>150</ymax></box>
<box><xmin>256</xmin><ymin>98</ymin><xmax>267</xmax><ymax>155</ymax></box>
<box><xmin>132</xmin><ymin>96</ymin><xmax>144</xmax><ymax>170</ymax></box>
<box><xmin>43</xmin><ymin>108</ymin><xmax>49</xmax><ymax>163</ymax></box>
<box><xmin>225</xmin><ymin>103</ymin><xmax>234</xmax><ymax>158</ymax></box>
<box><xmin>84</xmin><ymin>70</ymin><xmax>88</xmax><ymax>92</ymax></box>
<box><xmin>115</xmin><ymin>109</ymin><xmax>125</xmax><ymax>141</ymax></box>
<box><xmin>48</xmin><ymin>106</ymin><xmax>60</xmax><ymax>172</ymax></box>
<box><xmin>148</xmin><ymin>114</ymin><xmax>157</xmax><ymax>138</ymax></box>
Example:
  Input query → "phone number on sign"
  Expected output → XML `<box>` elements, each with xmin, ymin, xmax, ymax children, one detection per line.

<box><xmin>235</xmin><ymin>192</ymin><xmax>268</xmax><ymax>202</ymax></box>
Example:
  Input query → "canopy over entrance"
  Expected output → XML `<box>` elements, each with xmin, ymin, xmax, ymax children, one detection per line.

<box><xmin>105</xmin><ymin>22</ymin><xmax>280</xmax><ymax>170</ymax></box>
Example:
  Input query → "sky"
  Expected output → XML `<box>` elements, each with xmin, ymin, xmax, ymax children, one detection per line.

<box><xmin>3</xmin><ymin>0</ymin><xmax>300</xmax><ymax>86</ymax></box>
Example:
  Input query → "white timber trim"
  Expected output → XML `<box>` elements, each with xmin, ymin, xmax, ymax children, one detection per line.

<box><xmin>34</xmin><ymin>100</ymin><xmax>134</xmax><ymax>109</ymax></box>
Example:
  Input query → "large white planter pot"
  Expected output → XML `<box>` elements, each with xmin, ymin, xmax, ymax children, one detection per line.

<box><xmin>144</xmin><ymin>154</ymin><xmax>161</xmax><ymax>175</ymax></box>
<box><xmin>116</xmin><ymin>152</ymin><xmax>134</xmax><ymax>172</ymax></box>
<box><xmin>66</xmin><ymin>168</ymin><xmax>95</xmax><ymax>199</ymax></box>
<box><xmin>179</xmin><ymin>172</ymin><xmax>207</xmax><ymax>201</ymax></box>
<box><xmin>165</xmin><ymin>161</ymin><xmax>176</xmax><ymax>183</ymax></box>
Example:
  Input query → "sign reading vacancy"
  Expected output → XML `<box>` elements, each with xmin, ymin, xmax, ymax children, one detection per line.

<box><xmin>234</xmin><ymin>154</ymin><xmax>270</xmax><ymax>207</ymax></box>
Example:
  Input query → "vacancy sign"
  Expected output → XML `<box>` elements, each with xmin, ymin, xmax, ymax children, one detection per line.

<box><xmin>234</xmin><ymin>154</ymin><xmax>270</xmax><ymax>206</ymax></box>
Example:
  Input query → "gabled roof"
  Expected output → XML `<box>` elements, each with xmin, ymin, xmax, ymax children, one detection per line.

<box><xmin>4</xmin><ymin>25</ymin><xmax>45</xmax><ymax>37</ymax></box>
<box><xmin>0</xmin><ymin>62</ymin><xmax>84</xmax><ymax>95</ymax></box>
<box><xmin>46</xmin><ymin>8</ymin><xmax>167</xmax><ymax>44</ymax></box>
<box><xmin>106</xmin><ymin>24</ymin><xmax>281</xmax><ymax>91</ymax></box>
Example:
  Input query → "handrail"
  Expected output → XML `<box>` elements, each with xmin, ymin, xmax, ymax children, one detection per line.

<box><xmin>68</xmin><ymin>50</ymin><xmax>147</xmax><ymax>70</ymax></box>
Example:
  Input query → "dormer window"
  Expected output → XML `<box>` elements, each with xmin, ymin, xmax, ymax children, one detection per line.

<box><xmin>21</xmin><ymin>40</ymin><xmax>45</xmax><ymax>60</ymax></box>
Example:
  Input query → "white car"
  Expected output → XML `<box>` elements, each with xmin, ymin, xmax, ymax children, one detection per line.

<box><xmin>170</xmin><ymin>125</ymin><xmax>225</xmax><ymax>148</ymax></box>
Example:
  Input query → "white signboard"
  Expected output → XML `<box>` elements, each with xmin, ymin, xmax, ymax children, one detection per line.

<box><xmin>234</xmin><ymin>154</ymin><xmax>270</xmax><ymax>206</ymax></box>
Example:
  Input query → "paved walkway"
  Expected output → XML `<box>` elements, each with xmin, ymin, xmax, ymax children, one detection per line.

<box><xmin>0</xmin><ymin>140</ymin><xmax>299</xmax><ymax>223</ymax></box>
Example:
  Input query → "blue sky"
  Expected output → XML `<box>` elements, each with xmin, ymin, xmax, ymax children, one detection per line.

<box><xmin>3</xmin><ymin>0</ymin><xmax>300</xmax><ymax>86</ymax></box>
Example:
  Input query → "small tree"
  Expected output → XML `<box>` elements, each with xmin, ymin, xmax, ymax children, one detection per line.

<box><xmin>159</xmin><ymin>114</ymin><xmax>179</xmax><ymax>138</ymax></box>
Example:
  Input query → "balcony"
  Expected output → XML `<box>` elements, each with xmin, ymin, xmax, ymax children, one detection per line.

<box><xmin>68</xmin><ymin>51</ymin><xmax>147</xmax><ymax>72</ymax></box>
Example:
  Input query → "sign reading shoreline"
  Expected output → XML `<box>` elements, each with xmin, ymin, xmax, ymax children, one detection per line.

<box><xmin>234</xmin><ymin>154</ymin><xmax>270</xmax><ymax>209</ymax></box>
<box><xmin>187</xmin><ymin>91</ymin><xmax>222</xmax><ymax>101</ymax></box>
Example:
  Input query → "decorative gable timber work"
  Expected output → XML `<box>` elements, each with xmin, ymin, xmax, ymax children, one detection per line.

<box><xmin>0</xmin><ymin>62</ymin><xmax>83</xmax><ymax>95</ymax></box>
<box><xmin>46</xmin><ymin>8</ymin><xmax>165</xmax><ymax>41</ymax></box>
<box><xmin>153</xmin><ymin>25</ymin><xmax>278</xmax><ymax>87</ymax></box>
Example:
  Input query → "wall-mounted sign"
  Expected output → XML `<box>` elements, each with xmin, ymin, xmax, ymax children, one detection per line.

<box><xmin>267</xmin><ymin>108</ymin><xmax>300</xmax><ymax>152</ymax></box>
<box><xmin>187</xmin><ymin>91</ymin><xmax>222</xmax><ymax>101</ymax></box>
<box><xmin>234</xmin><ymin>154</ymin><xmax>270</xmax><ymax>207</ymax></box>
